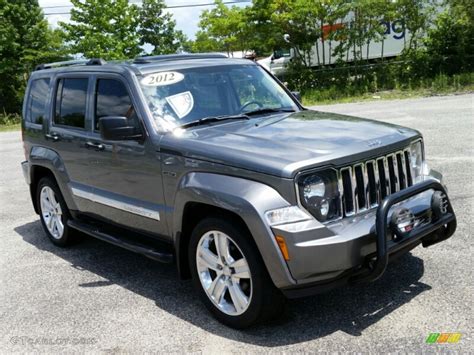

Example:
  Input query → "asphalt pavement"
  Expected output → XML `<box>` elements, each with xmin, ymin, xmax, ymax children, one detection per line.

<box><xmin>0</xmin><ymin>94</ymin><xmax>472</xmax><ymax>353</ymax></box>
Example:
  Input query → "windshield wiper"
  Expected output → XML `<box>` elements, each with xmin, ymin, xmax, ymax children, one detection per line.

<box><xmin>178</xmin><ymin>114</ymin><xmax>249</xmax><ymax>129</ymax></box>
<box><xmin>245</xmin><ymin>108</ymin><xmax>296</xmax><ymax>116</ymax></box>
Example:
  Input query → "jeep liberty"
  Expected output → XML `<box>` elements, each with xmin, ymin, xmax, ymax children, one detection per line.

<box><xmin>21</xmin><ymin>54</ymin><xmax>456</xmax><ymax>328</ymax></box>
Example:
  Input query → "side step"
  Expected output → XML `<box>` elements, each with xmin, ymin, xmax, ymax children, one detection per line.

<box><xmin>68</xmin><ymin>220</ymin><xmax>174</xmax><ymax>263</ymax></box>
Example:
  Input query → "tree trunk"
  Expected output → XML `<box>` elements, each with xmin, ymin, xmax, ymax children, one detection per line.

<box><xmin>366</xmin><ymin>40</ymin><xmax>370</xmax><ymax>62</ymax></box>
<box><xmin>315</xmin><ymin>39</ymin><xmax>321</xmax><ymax>67</ymax></box>
<box><xmin>381</xmin><ymin>40</ymin><xmax>385</xmax><ymax>61</ymax></box>
<box><xmin>321</xmin><ymin>19</ymin><xmax>326</xmax><ymax>66</ymax></box>
<box><xmin>329</xmin><ymin>40</ymin><xmax>332</xmax><ymax>65</ymax></box>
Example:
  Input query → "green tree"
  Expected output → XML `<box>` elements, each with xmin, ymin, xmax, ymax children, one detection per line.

<box><xmin>138</xmin><ymin>0</ymin><xmax>187</xmax><ymax>55</ymax></box>
<box><xmin>0</xmin><ymin>0</ymin><xmax>68</xmax><ymax>114</ymax></box>
<box><xmin>269</xmin><ymin>0</ymin><xmax>320</xmax><ymax>66</ymax></box>
<box><xmin>421</xmin><ymin>2</ymin><xmax>474</xmax><ymax>75</ymax></box>
<box><xmin>396</xmin><ymin>0</ymin><xmax>436</xmax><ymax>51</ymax></box>
<box><xmin>60</xmin><ymin>0</ymin><xmax>141</xmax><ymax>60</ymax></box>
<box><xmin>192</xmin><ymin>31</ymin><xmax>223</xmax><ymax>52</ymax></box>
<box><xmin>318</xmin><ymin>0</ymin><xmax>350</xmax><ymax>65</ymax></box>
<box><xmin>194</xmin><ymin>0</ymin><xmax>250</xmax><ymax>55</ymax></box>
<box><xmin>244</xmin><ymin>0</ymin><xmax>280</xmax><ymax>55</ymax></box>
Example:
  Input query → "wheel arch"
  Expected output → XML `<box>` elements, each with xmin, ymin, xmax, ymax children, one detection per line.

<box><xmin>30</xmin><ymin>165</ymin><xmax>56</xmax><ymax>214</ymax></box>
<box><xmin>176</xmin><ymin>202</ymin><xmax>253</xmax><ymax>280</ymax></box>
<box><xmin>172</xmin><ymin>172</ymin><xmax>296</xmax><ymax>289</ymax></box>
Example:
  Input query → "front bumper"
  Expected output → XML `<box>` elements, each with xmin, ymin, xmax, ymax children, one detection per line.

<box><xmin>275</xmin><ymin>179</ymin><xmax>456</xmax><ymax>298</ymax></box>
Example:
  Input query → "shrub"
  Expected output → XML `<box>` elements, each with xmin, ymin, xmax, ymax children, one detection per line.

<box><xmin>0</xmin><ymin>113</ymin><xmax>21</xmax><ymax>126</ymax></box>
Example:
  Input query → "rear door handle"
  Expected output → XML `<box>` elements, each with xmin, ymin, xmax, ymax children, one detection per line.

<box><xmin>45</xmin><ymin>133</ymin><xmax>60</xmax><ymax>142</ymax></box>
<box><xmin>85</xmin><ymin>141</ymin><xmax>105</xmax><ymax>151</ymax></box>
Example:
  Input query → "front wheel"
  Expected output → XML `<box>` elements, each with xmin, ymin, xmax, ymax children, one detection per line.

<box><xmin>189</xmin><ymin>217</ymin><xmax>285</xmax><ymax>328</ymax></box>
<box><xmin>37</xmin><ymin>177</ymin><xmax>77</xmax><ymax>247</ymax></box>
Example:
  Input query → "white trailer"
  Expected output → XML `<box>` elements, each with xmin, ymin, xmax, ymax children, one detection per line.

<box><xmin>258</xmin><ymin>18</ymin><xmax>412</xmax><ymax>76</ymax></box>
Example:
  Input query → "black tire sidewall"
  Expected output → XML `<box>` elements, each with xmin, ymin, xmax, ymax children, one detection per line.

<box><xmin>37</xmin><ymin>177</ymin><xmax>73</xmax><ymax>246</ymax></box>
<box><xmin>189</xmin><ymin>217</ymin><xmax>282</xmax><ymax>329</ymax></box>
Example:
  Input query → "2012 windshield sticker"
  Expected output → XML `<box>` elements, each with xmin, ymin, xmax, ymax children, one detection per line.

<box><xmin>141</xmin><ymin>72</ymin><xmax>184</xmax><ymax>86</ymax></box>
<box><xmin>166</xmin><ymin>91</ymin><xmax>194</xmax><ymax>119</ymax></box>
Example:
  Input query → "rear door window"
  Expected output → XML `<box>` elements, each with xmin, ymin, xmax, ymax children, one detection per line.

<box><xmin>27</xmin><ymin>78</ymin><xmax>50</xmax><ymax>124</ymax></box>
<box><xmin>94</xmin><ymin>79</ymin><xmax>138</xmax><ymax>131</ymax></box>
<box><xmin>54</xmin><ymin>78</ymin><xmax>88</xmax><ymax>128</ymax></box>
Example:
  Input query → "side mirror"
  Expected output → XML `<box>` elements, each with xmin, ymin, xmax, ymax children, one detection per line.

<box><xmin>291</xmin><ymin>91</ymin><xmax>302</xmax><ymax>103</ymax></box>
<box><xmin>99</xmin><ymin>116</ymin><xmax>143</xmax><ymax>141</ymax></box>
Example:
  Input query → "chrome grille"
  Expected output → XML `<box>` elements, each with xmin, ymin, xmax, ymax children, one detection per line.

<box><xmin>338</xmin><ymin>149</ymin><xmax>413</xmax><ymax>216</ymax></box>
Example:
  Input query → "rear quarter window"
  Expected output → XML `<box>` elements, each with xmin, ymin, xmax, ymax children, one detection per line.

<box><xmin>26</xmin><ymin>78</ymin><xmax>50</xmax><ymax>124</ymax></box>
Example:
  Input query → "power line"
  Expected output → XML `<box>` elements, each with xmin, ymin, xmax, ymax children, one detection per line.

<box><xmin>42</xmin><ymin>0</ymin><xmax>251</xmax><ymax>15</ymax></box>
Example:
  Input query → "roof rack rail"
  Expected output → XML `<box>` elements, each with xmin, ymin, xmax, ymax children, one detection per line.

<box><xmin>35</xmin><ymin>58</ymin><xmax>107</xmax><ymax>71</ymax></box>
<box><xmin>133</xmin><ymin>53</ymin><xmax>227</xmax><ymax>64</ymax></box>
<box><xmin>86</xmin><ymin>58</ymin><xmax>107</xmax><ymax>66</ymax></box>
<box><xmin>35</xmin><ymin>59</ymin><xmax>87</xmax><ymax>71</ymax></box>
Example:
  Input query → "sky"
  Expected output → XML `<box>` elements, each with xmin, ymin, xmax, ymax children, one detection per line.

<box><xmin>38</xmin><ymin>0</ymin><xmax>250</xmax><ymax>40</ymax></box>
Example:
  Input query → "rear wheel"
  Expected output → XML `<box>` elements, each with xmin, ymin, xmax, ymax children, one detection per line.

<box><xmin>37</xmin><ymin>177</ymin><xmax>77</xmax><ymax>246</ymax></box>
<box><xmin>189</xmin><ymin>217</ymin><xmax>285</xmax><ymax>328</ymax></box>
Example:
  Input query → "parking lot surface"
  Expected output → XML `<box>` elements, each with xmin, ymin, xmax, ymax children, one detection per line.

<box><xmin>0</xmin><ymin>94</ymin><xmax>472</xmax><ymax>352</ymax></box>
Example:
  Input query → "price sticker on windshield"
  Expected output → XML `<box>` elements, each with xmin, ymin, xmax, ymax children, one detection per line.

<box><xmin>166</xmin><ymin>91</ymin><xmax>194</xmax><ymax>119</ymax></box>
<box><xmin>141</xmin><ymin>71</ymin><xmax>184</xmax><ymax>86</ymax></box>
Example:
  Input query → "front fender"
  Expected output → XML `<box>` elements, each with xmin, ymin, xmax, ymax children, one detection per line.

<box><xmin>173</xmin><ymin>172</ymin><xmax>297</xmax><ymax>288</ymax></box>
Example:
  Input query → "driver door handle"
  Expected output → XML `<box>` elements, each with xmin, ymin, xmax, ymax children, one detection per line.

<box><xmin>85</xmin><ymin>141</ymin><xmax>105</xmax><ymax>151</ymax></box>
<box><xmin>45</xmin><ymin>133</ymin><xmax>60</xmax><ymax>142</ymax></box>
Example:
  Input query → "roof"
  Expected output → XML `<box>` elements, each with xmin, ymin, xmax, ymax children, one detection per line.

<box><xmin>32</xmin><ymin>54</ymin><xmax>257</xmax><ymax>77</ymax></box>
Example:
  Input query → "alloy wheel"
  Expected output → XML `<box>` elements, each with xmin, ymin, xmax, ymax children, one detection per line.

<box><xmin>40</xmin><ymin>186</ymin><xmax>64</xmax><ymax>240</ymax></box>
<box><xmin>196</xmin><ymin>230</ymin><xmax>252</xmax><ymax>316</ymax></box>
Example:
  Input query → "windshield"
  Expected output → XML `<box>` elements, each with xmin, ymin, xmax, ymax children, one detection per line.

<box><xmin>139</xmin><ymin>64</ymin><xmax>299</xmax><ymax>130</ymax></box>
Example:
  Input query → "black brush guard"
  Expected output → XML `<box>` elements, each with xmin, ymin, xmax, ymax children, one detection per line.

<box><xmin>351</xmin><ymin>180</ymin><xmax>457</xmax><ymax>283</ymax></box>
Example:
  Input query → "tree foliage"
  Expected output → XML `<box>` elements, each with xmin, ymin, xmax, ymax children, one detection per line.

<box><xmin>138</xmin><ymin>0</ymin><xmax>188</xmax><ymax>55</ymax></box>
<box><xmin>0</xmin><ymin>0</ymin><xmax>68</xmax><ymax>113</ymax></box>
<box><xmin>60</xmin><ymin>0</ymin><xmax>142</xmax><ymax>60</ymax></box>
<box><xmin>1</xmin><ymin>0</ymin><xmax>473</xmax><ymax>115</ymax></box>
<box><xmin>61</xmin><ymin>0</ymin><xmax>188</xmax><ymax>59</ymax></box>
<box><xmin>193</xmin><ymin>0</ymin><xmax>250</xmax><ymax>55</ymax></box>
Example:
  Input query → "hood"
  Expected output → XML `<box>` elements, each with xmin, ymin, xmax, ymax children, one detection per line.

<box><xmin>160</xmin><ymin>110</ymin><xmax>420</xmax><ymax>178</ymax></box>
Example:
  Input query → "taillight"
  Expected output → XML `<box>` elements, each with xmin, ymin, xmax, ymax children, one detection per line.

<box><xmin>21</xmin><ymin>129</ymin><xmax>28</xmax><ymax>160</ymax></box>
<box><xmin>23</xmin><ymin>143</ymin><xmax>28</xmax><ymax>160</ymax></box>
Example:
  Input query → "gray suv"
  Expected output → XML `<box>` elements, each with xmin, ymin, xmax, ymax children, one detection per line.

<box><xmin>21</xmin><ymin>54</ymin><xmax>456</xmax><ymax>328</ymax></box>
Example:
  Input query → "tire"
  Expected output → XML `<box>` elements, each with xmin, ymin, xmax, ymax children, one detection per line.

<box><xmin>37</xmin><ymin>177</ymin><xmax>77</xmax><ymax>247</ymax></box>
<box><xmin>189</xmin><ymin>217</ymin><xmax>286</xmax><ymax>329</ymax></box>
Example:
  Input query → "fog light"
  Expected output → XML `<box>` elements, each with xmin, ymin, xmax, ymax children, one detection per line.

<box><xmin>391</xmin><ymin>208</ymin><xmax>415</xmax><ymax>239</ymax></box>
<box><xmin>431</xmin><ymin>191</ymin><xmax>449</xmax><ymax>220</ymax></box>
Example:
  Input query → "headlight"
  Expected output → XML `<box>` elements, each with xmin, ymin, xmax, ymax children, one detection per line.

<box><xmin>409</xmin><ymin>140</ymin><xmax>425</xmax><ymax>183</ymax></box>
<box><xmin>298</xmin><ymin>170</ymin><xmax>341</xmax><ymax>222</ymax></box>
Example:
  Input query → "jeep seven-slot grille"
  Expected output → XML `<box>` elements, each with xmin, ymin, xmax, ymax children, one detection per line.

<box><xmin>338</xmin><ymin>149</ymin><xmax>413</xmax><ymax>216</ymax></box>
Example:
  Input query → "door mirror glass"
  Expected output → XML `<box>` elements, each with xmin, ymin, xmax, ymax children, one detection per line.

<box><xmin>99</xmin><ymin>116</ymin><xmax>143</xmax><ymax>141</ymax></box>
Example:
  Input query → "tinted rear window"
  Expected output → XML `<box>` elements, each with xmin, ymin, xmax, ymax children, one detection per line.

<box><xmin>27</xmin><ymin>78</ymin><xmax>50</xmax><ymax>124</ymax></box>
<box><xmin>55</xmin><ymin>78</ymin><xmax>88</xmax><ymax>128</ymax></box>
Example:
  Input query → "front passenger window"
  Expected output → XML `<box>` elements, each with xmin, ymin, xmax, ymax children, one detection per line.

<box><xmin>95</xmin><ymin>79</ymin><xmax>138</xmax><ymax>131</ymax></box>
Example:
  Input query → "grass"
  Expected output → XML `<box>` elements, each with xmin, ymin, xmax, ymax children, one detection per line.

<box><xmin>0</xmin><ymin>112</ymin><xmax>21</xmax><ymax>131</ymax></box>
<box><xmin>302</xmin><ymin>73</ymin><xmax>474</xmax><ymax>106</ymax></box>
<box><xmin>0</xmin><ymin>123</ymin><xmax>21</xmax><ymax>132</ymax></box>
<box><xmin>303</xmin><ymin>85</ymin><xmax>474</xmax><ymax>106</ymax></box>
